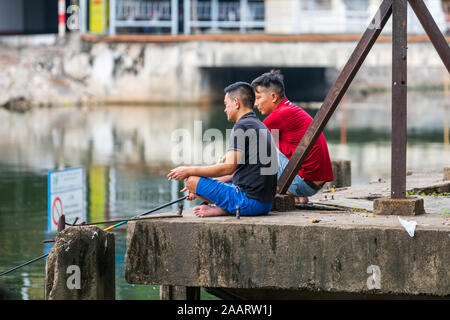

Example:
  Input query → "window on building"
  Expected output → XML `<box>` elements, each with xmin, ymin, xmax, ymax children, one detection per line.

<box><xmin>343</xmin><ymin>0</ymin><xmax>369</xmax><ymax>11</ymax></box>
<box><xmin>302</xmin><ymin>0</ymin><xmax>332</xmax><ymax>11</ymax></box>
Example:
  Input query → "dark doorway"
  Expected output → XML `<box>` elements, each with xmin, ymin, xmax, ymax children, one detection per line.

<box><xmin>202</xmin><ymin>67</ymin><xmax>333</xmax><ymax>103</ymax></box>
<box><xmin>23</xmin><ymin>0</ymin><xmax>58</xmax><ymax>34</ymax></box>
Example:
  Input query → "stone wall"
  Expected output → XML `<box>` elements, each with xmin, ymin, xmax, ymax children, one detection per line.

<box><xmin>1</xmin><ymin>33</ymin><xmax>448</xmax><ymax>108</ymax></box>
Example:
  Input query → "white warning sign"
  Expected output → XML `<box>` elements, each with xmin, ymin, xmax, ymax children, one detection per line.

<box><xmin>47</xmin><ymin>166</ymin><xmax>85</xmax><ymax>233</ymax></box>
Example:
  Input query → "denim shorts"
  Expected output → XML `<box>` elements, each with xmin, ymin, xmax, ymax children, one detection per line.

<box><xmin>195</xmin><ymin>177</ymin><xmax>272</xmax><ymax>216</ymax></box>
<box><xmin>277</xmin><ymin>149</ymin><xmax>319</xmax><ymax>197</ymax></box>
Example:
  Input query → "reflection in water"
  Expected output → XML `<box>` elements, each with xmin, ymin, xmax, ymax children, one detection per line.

<box><xmin>0</xmin><ymin>91</ymin><xmax>449</xmax><ymax>299</ymax></box>
<box><xmin>89</xmin><ymin>166</ymin><xmax>108</xmax><ymax>224</ymax></box>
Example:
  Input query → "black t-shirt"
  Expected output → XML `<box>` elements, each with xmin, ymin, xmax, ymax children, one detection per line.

<box><xmin>228</xmin><ymin>112</ymin><xmax>278</xmax><ymax>203</ymax></box>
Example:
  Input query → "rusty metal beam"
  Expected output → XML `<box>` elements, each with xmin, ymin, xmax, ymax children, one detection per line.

<box><xmin>277</xmin><ymin>0</ymin><xmax>393</xmax><ymax>194</ymax></box>
<box><xmin>391</xmin><ymin>0</ymin><xmax>408</xmax><ymax>199</ymax></box>
<box><xmin>408</xmin><ymin>0</ymin><xmax>450</xmax><ymax>73</ymax></box>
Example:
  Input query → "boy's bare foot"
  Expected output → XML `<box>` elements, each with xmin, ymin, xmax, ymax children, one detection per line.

<box><xmin>193</xmin><ymin>204</ymin><xmax>227</xmax><ymax>218</ymax></box>
<box><xmin>295</xmin><ymin>196</ymin><xmax>309</xmax><ymax>204</ymax></box>
<box><xmin>286</xmin><ymin>191</ymin><xmax>309</xmax><ymax>204</ymax></box>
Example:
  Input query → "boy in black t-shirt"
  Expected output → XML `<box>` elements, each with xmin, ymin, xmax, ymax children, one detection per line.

<box><xmin>167</xmin><ymin>82</ymin><xmax>278</xmax><ymax>217</ymax></box>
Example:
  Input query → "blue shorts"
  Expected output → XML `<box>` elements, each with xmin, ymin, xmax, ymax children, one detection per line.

<box><xmin>195</xmin><ymin>177</ymin><xmax>272</xmax><ymax>216</ymax></box>
<box><xmin>277</xmin><ymin>149</ymin><xmax>319</xmax><ymax>197</ymax></box>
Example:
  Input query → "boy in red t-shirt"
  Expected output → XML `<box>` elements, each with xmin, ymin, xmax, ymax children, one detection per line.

<box><xmin>251</xmin><ymin>70</ymin><xmax>334</xmax><ymax>204</ymax></box>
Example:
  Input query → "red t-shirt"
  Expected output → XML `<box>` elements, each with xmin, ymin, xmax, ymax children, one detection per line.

<box><xmin>263</xmin><ymin>98</ymin><xmax>334</xmax><ymax>182</ymax></box>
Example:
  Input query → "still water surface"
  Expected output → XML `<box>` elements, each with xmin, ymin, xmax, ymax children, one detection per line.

<box><xmin>0</xmin><ymin>92</ymin><xmax>448</xmax><ymax>299</ymax></box>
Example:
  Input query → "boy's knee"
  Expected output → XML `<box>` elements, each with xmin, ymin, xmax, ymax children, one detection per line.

<box><xmin>185</xmin><ymin>176</ymin><xmax>200</xmax><ymax>192</ymax></box>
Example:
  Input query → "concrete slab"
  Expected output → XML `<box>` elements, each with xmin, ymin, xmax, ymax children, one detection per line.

<box><xmin>314</xmin><ymin>171</ymin><xmax>450</xmax><ymax>214</ymax></box>
<box><xmin>373</xmin><ymin>197</ymin><xmax>425</xmax><ymax>216</ymax></box>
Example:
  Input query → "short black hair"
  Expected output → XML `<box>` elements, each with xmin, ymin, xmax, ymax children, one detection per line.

<box><xmin>224</xmin><ymin>81</ymin><xmax>255</xmax><ymax>108</ymax></box>
<box><xmin>251</xmin><ymin>69</ymin><xmax>286</xmax><ymax>99</ymax></box>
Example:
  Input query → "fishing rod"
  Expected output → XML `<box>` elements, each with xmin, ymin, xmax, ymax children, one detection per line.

<box><xmin>103</xmin><ymin>195</ymin><xmax>187</xmax><ymax>231</ymax></box>
<box><xmin>0</xmin><ymin>195</ymin><xmax>187</xmax><ymax>277</ymax></box>
<box><xmin>0</xmin><ymin>254</ymin><xmax>49</xmax><ymax>277</ymax></box>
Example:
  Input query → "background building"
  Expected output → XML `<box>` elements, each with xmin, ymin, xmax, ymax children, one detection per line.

<box><xmin>0</xmin><ymin>0</ymin><xmax>448</xmax><ymax>36</ymax></box>
<box><xmin>0</xmin><ymin>0</ymin><xmax>58</xmax><ymax>35</ymax></box>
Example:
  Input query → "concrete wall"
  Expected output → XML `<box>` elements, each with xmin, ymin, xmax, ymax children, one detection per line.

<box><xmin>1</xmin><ymin>34</ymin><xmax>448</xmax><ymax>106</ymax></box>
<box><xmin>79</xmin><ymin>39</ymin><xmax>447</xmax><ymax>104</ymax></box>
<box><xmin>125</xmin><ymin>215</ymin><xmax>450</xmax><ymax>297</ymax></box>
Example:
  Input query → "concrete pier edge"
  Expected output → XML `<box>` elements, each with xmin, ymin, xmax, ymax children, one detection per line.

<box><xmin>124</xmin><ymin>210</ymin><xmax>450</xmax><ymax>298</ymax></box>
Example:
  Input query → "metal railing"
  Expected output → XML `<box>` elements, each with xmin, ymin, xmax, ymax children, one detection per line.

<box><xmin>184</xmin><ymin>0</ymin><xmax>265</xmax><ymax>34</ymax></box>
<box><xmin>109</xmin><ymin>0</ymin><xmax>178</xmax><ymax>35</ymax></box>
<box><xmin>184</xmin><ymin>0</ymin><xmax>448</xmax><ymax>35</ymax></box>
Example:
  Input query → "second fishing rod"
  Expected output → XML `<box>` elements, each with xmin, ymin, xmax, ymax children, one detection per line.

<box><xmin>0</xmin><ymin>195</ymin><xmax>187</xmax><ymax>277</ymax></box>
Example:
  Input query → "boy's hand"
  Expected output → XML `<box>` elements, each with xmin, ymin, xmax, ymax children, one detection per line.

<box><xmin>181</xmin><ymin>186</ymin><xmax>196</xmax><ymax>201</ymax></box>
<box><xmin>167</xmin><ymin>167</ymin><xmax>191</xmax><ymax>181</ymax></box>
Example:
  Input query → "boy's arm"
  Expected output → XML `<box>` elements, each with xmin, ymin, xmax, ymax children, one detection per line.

<box><xmin>167</xmin><ymin>150</ymin><xmax>240</xmax><ymax>181</ymax></box>
<box><xmin>215</xmin><ymin>175</ymin><xmax>233</xmax><ymax>183</ymax></box>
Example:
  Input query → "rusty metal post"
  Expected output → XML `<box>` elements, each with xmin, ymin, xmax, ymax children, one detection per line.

<box><xmin>177</xmin><ymin>203</ymin><xmax>184</xmax><ymax>216</ymax></box>
<box><xmin>277</xmin><ymin>0</ymin><xmax>393</xmax><ymax>194</ymax></box>
<box><xmin>57</xmin><ymin>214</ymin><xmax>66</xmax><ymax>233</ymax></box>
<box><xmin>391</xmin><ymin>0</ymin><xmax>408</xmax><ymax>199</ymax></box>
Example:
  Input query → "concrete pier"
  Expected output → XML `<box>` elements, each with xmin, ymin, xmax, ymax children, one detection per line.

<box><xmin>124</xmin><ymin>171</ymin><xmax>450</xmax><ymax>299</ymax></box>
<box><xmin>45</xmin><ymin>226</ymin><xmax>115</xmax><ymax>300</ymax></box>
<box><xmin>125</xmin><ymin>208</ymin><xmax>449</xmax><ymax>298</ymax></box>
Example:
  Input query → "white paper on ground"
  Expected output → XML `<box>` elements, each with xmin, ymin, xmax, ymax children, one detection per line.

<box><xmin>398</xmin><ymin>216</ymin><xmax>417</xmax><ymax>237</ymax></box>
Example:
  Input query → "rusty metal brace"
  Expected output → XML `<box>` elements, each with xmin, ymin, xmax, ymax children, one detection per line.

<box><xmin>177</xmin><ymin>203</ymin><xmax>184</xmax><ymax>216</ymax></box>
<box><xmin>42</xmin><ymin>214</ymin><xmax>68</xmax><ymax>244</ymax></box>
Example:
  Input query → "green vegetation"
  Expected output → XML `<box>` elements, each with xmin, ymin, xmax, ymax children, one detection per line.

<box><xmin>406</xmin><ymin>191</ymin><xmax>450</xmax><ymax>197</ymax></box>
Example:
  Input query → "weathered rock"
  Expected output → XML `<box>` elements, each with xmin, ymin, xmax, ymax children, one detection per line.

<box><xmin>373</xmin><ymin>197</ymin><xmax>426</xmax><ymax>216</ymax></box>
<box><xmin>45</xmin><ymin>226</ymin><xmax>115</xmax><ymax>300</ymax></box>
<box><xmin>125</xmin><ymin>213</ymin><xmax>450</xmax><ymax>297</ymax></box>
<box><xmin>2</xmin><ymin>96</ymin><xmax>31</xmax><ymax>113</ymax></box>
